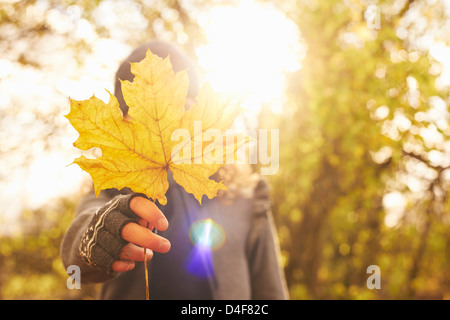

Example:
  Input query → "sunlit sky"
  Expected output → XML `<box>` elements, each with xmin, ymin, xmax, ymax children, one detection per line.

<box><xmin>196</xmin><ymin>0</ymin><xmax>303</xmax><ymax>114</ymax></box>
<box><xmin>0</xmin><ymin>0</ymin><xmax>449</xmax><ymax>232</ymax></box>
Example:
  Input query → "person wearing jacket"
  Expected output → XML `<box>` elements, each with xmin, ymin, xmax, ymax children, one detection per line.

<box><xmin>61</xmin><ymin>40</ymin><xmax>289</xmax><ymax>300</ymax></box>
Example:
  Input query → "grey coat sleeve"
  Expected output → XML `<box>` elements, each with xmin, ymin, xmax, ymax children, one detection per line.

<box><xmin>247</xmin><ymin>179</ymin><xmax>290</xmax><ymax>300</ymax></box>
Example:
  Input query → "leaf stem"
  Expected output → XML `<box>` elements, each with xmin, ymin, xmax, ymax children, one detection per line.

<box><xmin>144</xmin><ymin>221</ymin><xmax>150</xmax><ymax>300</ymax></box>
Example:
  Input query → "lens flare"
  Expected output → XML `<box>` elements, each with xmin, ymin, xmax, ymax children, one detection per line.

<box><xmin>189</xmin><ymin>218</ymin><xmax>226</xmax><ymax>251</ymax></box>
<box><xmin>184</xmin><ymin>218</ymin><xmax>226</xmax><ymax>278</ymax></box>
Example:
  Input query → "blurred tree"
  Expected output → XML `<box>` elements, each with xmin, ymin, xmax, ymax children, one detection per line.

<box><xmin>266</xmin><ymin>0</ymin><xmax>450</xmax><ymax>299</ymax></box>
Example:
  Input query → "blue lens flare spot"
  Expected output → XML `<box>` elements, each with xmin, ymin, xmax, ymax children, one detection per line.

<box><xmin>184</xmin><ymin>219</ymin><xmax>226</xmax><ymax>278</ymax></box>
<box><xmin>184</xmin><ymin>244</ymin><xmax>214</xmax><ymax>278</ymax></box>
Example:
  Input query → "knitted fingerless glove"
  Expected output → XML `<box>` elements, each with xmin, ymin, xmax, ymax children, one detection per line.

<box><xmin>79</xmin><ymin>193</ymin><xmax>146</xmax><ymax>273</ymax></box>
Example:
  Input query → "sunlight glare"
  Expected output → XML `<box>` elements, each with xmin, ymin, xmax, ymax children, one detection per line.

<box><xmin>196</xmin><ymin>0</ymin><xmax>304</xmax><ymax>115</ymax></box>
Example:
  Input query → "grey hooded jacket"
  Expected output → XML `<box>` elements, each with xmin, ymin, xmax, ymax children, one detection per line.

<box><xmin>61</xmin><ymin>173</ymin><xmax>289</xmax><ymax>300</ymax></box>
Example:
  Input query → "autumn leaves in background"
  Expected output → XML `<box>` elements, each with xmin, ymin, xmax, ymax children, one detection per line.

<box><xmin>65</xmin><ymin>48</ymin><xmax>249</xmax><ymax>205</ymax></box>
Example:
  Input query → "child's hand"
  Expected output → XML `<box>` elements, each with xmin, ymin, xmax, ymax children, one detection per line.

<box><xmin>79</xmin><ymin>193</ymin><xmax>170</xmax><ymax>273</ymax></box>
<box><xmin>112</xmin><ymin>196</ymin><xmax>170</xmax><ymax>272</ymax></box>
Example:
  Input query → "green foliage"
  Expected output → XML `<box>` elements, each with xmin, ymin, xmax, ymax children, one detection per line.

<box><xmin>0</xmin><ymin>196</ymin><xmax>100</xmax><ymax>299</ymax></box>
<box><xmin>266</xmin><ymin>0</ymin><xmax>450</xmax><ymax>299</ymax></box>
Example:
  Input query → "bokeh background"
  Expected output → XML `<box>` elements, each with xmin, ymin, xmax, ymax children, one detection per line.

<box><xmin>0</xmin><ymin>0</ymin><xmax>449</xmax><ymax>300</ymax></box>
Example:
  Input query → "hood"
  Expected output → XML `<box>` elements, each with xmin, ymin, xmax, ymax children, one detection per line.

<box><xmin>114</xmin><ymin>40</ymin><xmax>200</xmax><ymax>115</ymax></box>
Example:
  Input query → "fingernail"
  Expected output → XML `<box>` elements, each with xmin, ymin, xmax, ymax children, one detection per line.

<box><xmin>156</xmin><ymin>218</ymin><xmax>168</xmax><ymax>230</ymax></box>
<box><xmin>126</xmin><ymin>262</ymin><xmax>135</xmax><ymax>271</ymax></box>
<box><xmin>145</xmin><ymin>250</ymin><xmax>153</xmax><ymax>260</ymax></box>
<box><xmin>158</xmin><ymin>239</ymin><xmax>171</xmax><ymax>253</ymax></box>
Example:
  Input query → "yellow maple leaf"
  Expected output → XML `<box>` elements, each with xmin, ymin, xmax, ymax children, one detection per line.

<box><xmin>66</xmin><ymin>48</ymin><xmax>248</xmax><ymax>205</ymax></box>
